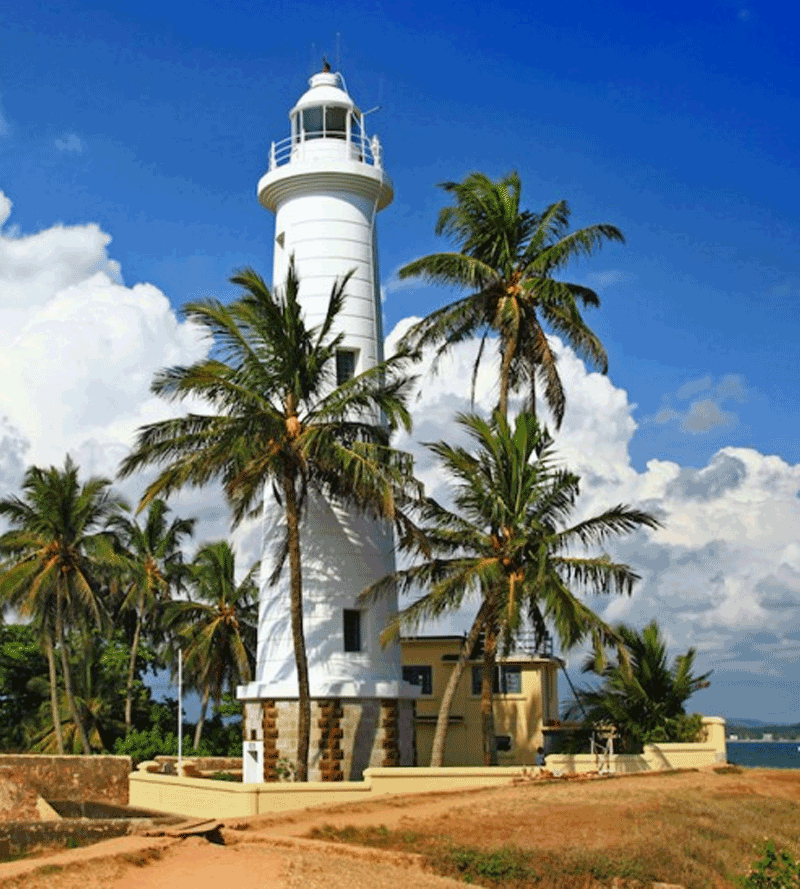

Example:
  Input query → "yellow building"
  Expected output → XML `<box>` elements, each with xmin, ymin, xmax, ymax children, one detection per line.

<box><xmin>400</xmin><ymin>635</ymin><xmax>561</xmax><ymax>766</ymax></box>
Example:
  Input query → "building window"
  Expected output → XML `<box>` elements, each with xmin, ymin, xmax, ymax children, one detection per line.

<box><xmin>336</xmin><ymin>349</ymin><xmax>357</xmax><ymax>385</ymax></box>
<box><xmin>403</xmin><ymin>665</ymin><xmax>432</xmax><ymax>695</ymax></box>
<box><xmin>343</xmin><ymin>609</ymin><xmax>361</xmax><ymax>652</ymax></box>
<box><xmin>471</xmin><ymin>665</ymin><xmax>522</xmax><ymax>696</ymax></box>
<box><xmin>495</xmin><ymin>735</ymin><xmax>512</xmax><ymax>752</ymax></box>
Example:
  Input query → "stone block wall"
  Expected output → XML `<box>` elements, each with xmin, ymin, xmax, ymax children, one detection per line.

<box><xmin>0</xmin><ymin>755</ymin><xmax>131</xmax><ymax>808</ymax></box>
<box><xmin>244</xmin><ymin>697</ymin><xmax>414</xmax><ymax>781</ymax></box>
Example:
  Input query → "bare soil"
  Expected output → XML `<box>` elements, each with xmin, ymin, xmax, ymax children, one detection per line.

<box><xmin>1</xmin><ymin>767</ymin><xmax>798</xmax><ymax>889</ymax></box>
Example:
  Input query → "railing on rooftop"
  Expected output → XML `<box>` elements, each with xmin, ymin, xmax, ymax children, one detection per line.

<box><xmin>471</xmin><ymin>629</ymin><xmax>554</xmax><ymax>660</ymax></box>
<box><xmin>268</xmin><ymin>132</ymin><xmax>383</xmax><ymax>171</ymax></box>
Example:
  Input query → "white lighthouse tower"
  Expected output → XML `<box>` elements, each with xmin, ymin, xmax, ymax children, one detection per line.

<box><xmin>237</xmin><ymin>68</ymin><xmax>416</xmax><ymax>782</ymax></box>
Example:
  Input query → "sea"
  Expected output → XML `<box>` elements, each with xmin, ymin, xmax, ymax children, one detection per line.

<box><xmin>726</xmin><ymin>741</ymin><xmax>800</xmax><ymax>769</ymax></box>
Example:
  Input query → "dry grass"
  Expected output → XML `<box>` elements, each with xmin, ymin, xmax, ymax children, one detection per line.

<box><xmin>308</xmin><ymin>768</ymin><xmax>800</xmax><ymax>888</ymax></box>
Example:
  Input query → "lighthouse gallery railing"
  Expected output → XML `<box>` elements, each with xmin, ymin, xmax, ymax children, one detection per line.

<box><xmin>269</xmin><ymin>132</ymin><xmax>383</xmax><ymax>171</ymax></box>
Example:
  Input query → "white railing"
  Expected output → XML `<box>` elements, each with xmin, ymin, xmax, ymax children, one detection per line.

<box><xmin>269</xmin><ymin>132</ymin><xmax>383</xmax><ymax>171</ymax></box>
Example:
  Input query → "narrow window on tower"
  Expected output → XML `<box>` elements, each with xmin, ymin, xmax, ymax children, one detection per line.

<box><xmin>336</xmin><ymin>349</ymin><xmax>357</xmax><ymax>386</ymax></box>
<box><xmin>343</xmin><ymin>609</ymin><xmax>361</xmax><ymax>652</ymax></box>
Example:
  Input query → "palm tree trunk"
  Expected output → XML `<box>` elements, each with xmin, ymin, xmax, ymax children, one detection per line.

<box><xmin>193</xmin><ymin>685</ymin><xmax>211</xmax><ymax>749</ymax></box>
<box><xmin>124</xmin><ymin>603</ymin><xmax>143</xmax><ymax>736</ymax></box>
<box><xmin>481</xmin><ymin>621</ymin><xmax>498</xmax><ymax>766</ymax></box>
<box><xmin>430</xmin><ymin>600</ymin><xmax>489</xmax><ymax>767</ymax></box>
<box><xmin>56</xmin><ymin>598</ymin><xmax>91</xmax><ymax>755</ymax></box>
<box><xmin>283</xmin><ymin>466</ymin><xmax>310</xmax><ymax>782</ymax></box>
<box><xmin>498</xmin><ymin>329</ymin><xmax>518</xmax><ymax>419</ymax></box>
<box><xmin>44</xmin><ymin>635</ymin><xmax>64</xmax><ymax>755</ymax></box>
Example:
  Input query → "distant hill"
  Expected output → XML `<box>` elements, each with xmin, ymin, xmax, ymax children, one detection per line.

<box><xmin>726</xmin><ymin>718</ymin><xmax>800</xmax><ymax>739</ymax></box>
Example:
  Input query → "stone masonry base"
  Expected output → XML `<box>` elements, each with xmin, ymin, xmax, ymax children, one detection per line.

<box><xmin>243</xmin><ymin>697</ymin><xmax>414</xmax><ymax>781</ymax></box>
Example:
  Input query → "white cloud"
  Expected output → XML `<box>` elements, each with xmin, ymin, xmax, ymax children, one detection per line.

<box><xmin>54</xmin><ymin>133</ymin><xmax>85</xmax><ymax>154</ymax></box>
<box><xmin>649</xmin><ymin>373</ymin><xmax>749</xmax><ymax>434</ymax></box>
<box><xmin>583</xmin><ymin>269</ymin><xmax>636</xmax><ymax>290</ymax></box>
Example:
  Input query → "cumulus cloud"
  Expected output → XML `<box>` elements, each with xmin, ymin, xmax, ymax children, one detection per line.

<box><xmin>385</xmin><ymin>322</ymin><xmax>800</xmax><ymax>720</ymax></box>
<box><xmin>650</xmin><ymin>373</ymin><xmax>749</xmax><ymax>433</ymax></box>
<box><xmin>0</xmin><ymin>191</ymin><xmax>260</xmax><ymax>572</ymax></box>
<box><xmin>54</xmin><ymin>133</ymin><xmax>85</xmax><ymax>154</ymax></box>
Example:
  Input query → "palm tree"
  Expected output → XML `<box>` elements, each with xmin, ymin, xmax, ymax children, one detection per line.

<box><xmin>119</xmin><ymin>261</ymin><xmax>420</xmax><ymax>780</ymax></box>
<box><xmin>164</xmin><ymin>541</ymin><xmax>257</xmax><ymax>748</ymax></box>
<box><xmin>363</xmin><ymin>411</ymin><xmax>659</xmax><ymax>766</ymax></box>
<box><xmin>0</xmin><ymin>457</ymin><xmax>127</xmax><ymax>753</ymax></box>
<box><xmin>398</xmin><ymin>172</ymin><xmax>624</xmax><ymax>423</ymax></box>
<box><xmin>110</xmin><ymin>499</ymin><xmax>195</xmax><ymax>736</ymax></box>
<box><xmin>567</xmin><ymin>620</ymin><xmax>712</xmax><ymax>752</ymax></box>
<box><xmin>186</xmin><ymin>542</ymin><xmax>253</xmax><ymax>746</ymax></box>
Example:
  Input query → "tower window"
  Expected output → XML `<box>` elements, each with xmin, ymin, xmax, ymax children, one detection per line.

<box><xmin>343</xmin><ymin>609</ymin><xmax>361</xmax><ymax>652</ymax></box>
<box><xmin>336</xmin><ymin>349</ymin><xmax>357</xmax><ymax>386</ymax></box>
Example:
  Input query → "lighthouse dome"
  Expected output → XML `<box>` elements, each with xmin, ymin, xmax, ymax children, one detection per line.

<box><xmin>291</xmin><ymin>72</ymin><xmax>358</xmax><ymax>114</ymax></box>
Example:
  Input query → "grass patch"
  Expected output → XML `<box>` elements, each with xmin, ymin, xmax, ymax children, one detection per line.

<box><xmin>309</xmin><ymin>825</ymin><xmax>686</xmax><ymax>888</ymax></box>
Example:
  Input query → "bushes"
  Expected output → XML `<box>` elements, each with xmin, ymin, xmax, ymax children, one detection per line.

<box><xmin>741</xmin><ymin>841</ymin><xmax>800</xmax><ymax>889</ymax></box>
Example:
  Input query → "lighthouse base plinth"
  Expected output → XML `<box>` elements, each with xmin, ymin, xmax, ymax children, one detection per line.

<box><xmin>241</xmin><ymin>697</ymin><xmax>415</xmax><ymax>782</ymax></box>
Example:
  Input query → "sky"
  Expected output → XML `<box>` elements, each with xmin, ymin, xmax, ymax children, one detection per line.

<box><xmin>1</xmin><ymin>0</ymin><xmax>798</xmax><ymax>723</ymax></box>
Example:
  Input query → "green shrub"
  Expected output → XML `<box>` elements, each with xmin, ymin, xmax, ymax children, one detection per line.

<box><xmin>740</xmin><ymin>840</ymin><xmax>800</xmax><ymax>888</ymax></box>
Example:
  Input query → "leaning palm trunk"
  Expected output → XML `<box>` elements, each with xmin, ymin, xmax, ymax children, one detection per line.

<box><xmin>430</xmin><ymin>600</ymin><xmax>489</xmax><ymax>766</ymax></box>
<box><xmin>283</xmin><ymin>467</ymin><xmax>311</xmax><ymax>782</ymax></box>
<box><xmin>124</xmin><ymin>603</ymin><xmax>143</xmax><ymax>736</ymax></box>
<box><xmin>56</xmin><ymin>602</ymin><xmax>91</xmax><ymax>754</ymax></box>
<box><xmin>44</xmin><ymin>635</ymin><xmax>64</xmax><ymax>754</ymax></box>
<box><xmin>481</xmin><ymin>623</ymin><xmax>499</xmax><ymax>766</ymax></box>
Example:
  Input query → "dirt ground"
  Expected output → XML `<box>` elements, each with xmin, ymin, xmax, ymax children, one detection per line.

<box><xmin>1</xmin><ymin>767</ymin><xmax>798</xmax><ymax>889</ymax></box>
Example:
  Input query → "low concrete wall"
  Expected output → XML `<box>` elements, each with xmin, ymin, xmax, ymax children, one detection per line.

<box><xmin>129</xmin><ymin>765</ymin><xmax>526</xmax><ymax>819</ymax></box>
<box><xmin>547</xmin><ymin>743</ymin><xmax>722</xmax><ymax>775</ymax></box>
<box><xmin>0</xmin><ymin>756</ymin><xmax>132</xmax><ymax>806</ymax></box>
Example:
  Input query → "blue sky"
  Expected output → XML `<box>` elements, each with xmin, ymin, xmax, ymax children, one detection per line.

<box><xmin>1</xmin><ymin>0</ymin><xmax>799</xmax><ymax>722</ymax></box>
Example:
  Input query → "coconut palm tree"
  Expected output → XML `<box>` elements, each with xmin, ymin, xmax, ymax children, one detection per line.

<box><xmin>119</xmin><ymin>260</ymin><xmax>420</xmax><ymax>780</ymax></box>
<box><xmin>0</xmin><ymin>457</ymin><xmax>127</xmax><ymax>753</ymax></box>
<box><xmin>567</xmin><ymin>620</ymin><xmax>712</xmax><ymax>752</ymax></box>
<box><xmin>109</xmin><ymin>499</ymin><xmax>195</xmax><ymax>736</ymax></box>
<box><xmin>163</xmin><ymin>541</ymin><xmax>257</xmax><ymax>747</ymax></box>
<box><xmin>363</xmin><ymin>411</ymin><xmax>659</xmax><ymax>766</ymax></box>
<box><xmin>398</xmin><ymin>172</ymin><xmax>624</xmax><ymax>424</ymax></box>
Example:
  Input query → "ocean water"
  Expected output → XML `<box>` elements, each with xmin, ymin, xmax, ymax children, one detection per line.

<box><xmin>726</xmin><ymin>741</ymin><xmax>800</xmax><ymax>769</ymax></box>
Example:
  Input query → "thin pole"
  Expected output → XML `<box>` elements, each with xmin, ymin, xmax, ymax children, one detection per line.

<box><xmin>177</xmin><ymin>649</ymin><xmax>183</xmax><ymax>772</ymax></box>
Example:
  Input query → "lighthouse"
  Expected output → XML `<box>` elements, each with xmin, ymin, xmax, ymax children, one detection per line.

<box><xmin>237</xmin><ymin>69</ymin><xmax>416</xmax><ymax>782</ymax></box>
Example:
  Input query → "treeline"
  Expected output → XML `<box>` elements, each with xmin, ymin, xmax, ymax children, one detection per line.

<box><xmin>0</xmin><ymin>467</ymin><xmax>255</xmax><ymax>756</ymax></box>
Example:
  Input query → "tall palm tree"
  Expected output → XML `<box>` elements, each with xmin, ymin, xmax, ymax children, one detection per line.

<box><xmin>164</xmin><ymin>541</ymin><xmax>257</xmax><ymax>748</ymax></box>
<box><xmin>0</xmin><ymin>457</ymin><xmax>127</xmax><ymax>754</ymax></box>
<box><xmin>119</xmin><ymin>260</ymin><xmax>420</xmax><ymax>780</ymax></box>
<box><xmin>109</xmin><ymin>499</ymin><xmax>195</xmax><ymax>736</ymax></box>
<box><xmin>363</xmin><ymin>411</ymin><xmax>659</xmax><ymax>766</ymax></box>
<box><xmin>568</xmin><ymin>620</ymin><xmax>712</xmax><ymax>752</ymax></box>
<box><xmin>398</xmin><ymin>172</ymin><xmax>624</xmax><ymax>423</ymax></box>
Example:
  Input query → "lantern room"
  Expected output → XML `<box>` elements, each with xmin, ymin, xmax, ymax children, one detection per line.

<box><xmin>265</xmin><ymin>70</ymin><xmax>384</xmax><ymax>175</ymax></box>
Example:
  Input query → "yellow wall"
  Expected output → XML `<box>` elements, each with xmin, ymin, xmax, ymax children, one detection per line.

<box><xmin>129</xmin><ymin>766</ymin><xmax>525</xmax><ymax>819</ymax></box>
<box><xmin>400</xmin><ymin>637</ymin><xmax>560</xmax><ymax>767</ymax></box>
